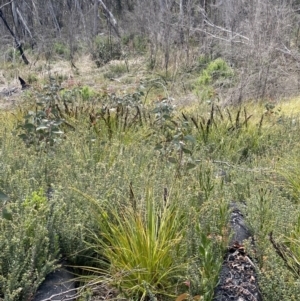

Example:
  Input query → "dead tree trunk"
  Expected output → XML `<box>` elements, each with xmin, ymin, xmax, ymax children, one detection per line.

<box><xmin>97</xmin><ymin>0</ymin><xmax>120</xmax><ymax>38</ymax></box>
<box><xmin>0</xmin><ymin>8</ymin><xmax>29</xmax><ymax>65</ymax></box>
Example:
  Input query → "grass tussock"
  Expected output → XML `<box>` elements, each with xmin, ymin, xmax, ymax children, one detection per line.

<box><xmin>86</xmin><ymin>190</ymin><xmax>186</xmax><ymax>300</ymax></box>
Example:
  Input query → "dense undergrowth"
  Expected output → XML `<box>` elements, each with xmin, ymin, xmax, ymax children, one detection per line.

<box><xmin>1</xmin><ymin>78</ymin><xmax>300</xmax><ymax>301</ymax></box>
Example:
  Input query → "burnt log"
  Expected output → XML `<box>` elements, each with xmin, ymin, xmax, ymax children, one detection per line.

<box><xmin>213</xmin><ymin>202</ymin><xmax>263</xmax><ymax>301</ymax></box>
<box><xmin>18</xmin><ymin>76</ymin><xmax>30</xmax><ymax>90</ymax></box>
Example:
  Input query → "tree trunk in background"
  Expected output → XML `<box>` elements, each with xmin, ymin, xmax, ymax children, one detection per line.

<box><xmin>93</xmin><ymin>0</ymin><xmax>100</xmax><ymax>36</ymax></box>
<box><xmin>97</xmin><ymin>0</ymin><xmax>120</xmax><ymax>38</ymax></box>
<box><xmin>0</xmin><ymin>8</ymin><xmax>29</xmax><ymax>65</ymax></box>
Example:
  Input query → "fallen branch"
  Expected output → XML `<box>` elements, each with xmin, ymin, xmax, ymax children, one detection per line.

<box><xmin>203</xmin><ymin>19</ymin><xmax>250</xmax><ymax>42</ymax></box>
<box><xmin>38</xmin><ymin>287</ymin><xmax>78</xmax><ymax>301</ymax></box>
<box><xmin>192</xmin><ymin>9</ymin><xmax>250</xmax><ymax>45</ymax></box>
<box><xmin>38</xmin><ymin>279</ymin><xmax>115</xmax><ymax>301</ymax></box>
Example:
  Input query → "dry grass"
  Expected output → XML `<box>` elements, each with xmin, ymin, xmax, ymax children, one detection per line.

<box><xmin>2</xmin><ymin>53</ymin><xmax>300</xmax><ymax>117</ymax></box>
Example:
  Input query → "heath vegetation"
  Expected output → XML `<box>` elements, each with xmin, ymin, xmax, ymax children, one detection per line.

<box><xmin>1</xmin><ymin>1</ymin><xmax>300</xmax><ymax>301</ymax></box>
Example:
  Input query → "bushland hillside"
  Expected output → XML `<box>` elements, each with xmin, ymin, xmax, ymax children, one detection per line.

<box><xmin>1</xmin><ymin>1</ymin><xmax>300</xmax><ymax>301</ymax></box>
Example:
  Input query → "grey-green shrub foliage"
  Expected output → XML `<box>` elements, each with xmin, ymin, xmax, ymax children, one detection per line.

<box><xmin>0</xmin><ymin>190</ymin><xmax>59</xmax><ymax>301</ymax></box>
<box><xmin>0</xmin><ymin>187</ymin><xmax>99</xmax><ymax>301</ymax></box>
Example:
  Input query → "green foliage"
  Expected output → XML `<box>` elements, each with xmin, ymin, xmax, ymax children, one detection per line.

<box><xmin>185</xmin><ymin>196</ymin><xmax>229</xmax><ymax>301</ymax></box>
<box><xmin>2</xmin><ymin>82</ymin><xmax>300</xmax><ymax>301</ymax></box>
<box><xmin>175</xmin><ymin>163</ymin><xmax>230</xmax><ymax>300</ymax></box>
<box><xmin>89</xmin><ymin>89</ymin><xmax>146</xmax><ymax>143</ymax></box>
<box><xmin>197</xmin><ymin>55</ymin><xmax>212</xmax><ymax>70</ymax></box>
<box><xmin>80</xmin><ymin>86</ymin><xmax>95</xmax><ymax>101</ymax></box>
<box><xmin>278</xmin><ymin>157</ymin><xmax>300</xmax><ymax>202</ymax></box>
<box><xmin>53</xmin><ymin>42</ymin><xmax>70</xmax><ymax>58</ymax></box>
<box><xmin>153</xmin><ymin>102</ymin><xmax>198</xmax><ymax>173</ymax></box>
<box><xmin>196</xmin><ymin>58</ymin><xmax>234</xmax><ymax>101</ymax></box>
<box><xmin>273</xmin><ymin>214</ymin><xmax>300</xmax><ymax>279</ymax></box>
<box><xmin>204</xmin><ymin>58</ymin><xmax>234</xmax><ymax>82</ymax></box>
<box><xmin>182</xmin><ymin>105</ymin><xmax>270</xmax><ymax>163</ymax></box>
<box><xmin>4</xmin><ymin>48</ymin><xmax>16</xmax><ymax>63</ymax></box>
<box><xmin>103</xmin><ymin>63</ymin><xmax>128</xmax><ymax>79</ymax></box>
<box><xmin>132</xmin><ymin>35</ymin><xmax>148</xmax><ymax>53</ymax></box>
<box><xmin>17</xmin><ymin>109</ymin><xmax>65</xmax><ymax>150</ymax></box>
<box><xmin>92</xmin><ymin>36</ymin><xmax>122</xmax><ymax>67</ymax></box>
<box><xmin>60</xmin><ymin>85</ymin><xmax>97</xmax><ymax>104</ymax></box>
<box><xmin>193</xmin><ymin>230</ymin><xmax>223</xmax><ymax>301</ymax></box>
<box><xmin>27</xmin><ymin>73</ymin><xmax>38</xmax><ymax>84</ymax></box>
<box><xmin>287</xmin><ymin>214</ymin><xmax>300</xmax><ymax>258</ymax></box>
<box><xmin>87</xmin><ymin>192</ymin><xmax>186</xmax><ymax>300</ymax></box>
<box><xmin>122</xmin><ymin>34</ymin><xmax>148</xmax><ymax>54</ymax></box>
<box><xmin>0</xmin><ymin>189</ymin><xmax>59</xmax><ymax>301</ymax></box>
<box><xmin>259</xmin><ymin>261</ymin><xmax>300</xmax><ymax>301</ymax></box>
<box><xmin>16</xmin><ymin>79</ymin><xmax>82</xmax><ymax>151</ymax></box>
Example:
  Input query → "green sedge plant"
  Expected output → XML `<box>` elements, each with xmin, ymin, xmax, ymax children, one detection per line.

<box><xmin>77</xmin><ymin>188</ymin><xmax>187</xmax><ymax>300</ymax></box>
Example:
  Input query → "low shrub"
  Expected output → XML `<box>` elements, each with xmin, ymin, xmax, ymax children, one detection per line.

<box><xmin>195</xmin><ymin>58</ymin><xmax>234</xmax><ymax>101</ymax></box>
<box><xmin>0</xmin><ymin>189</ymin><xmax>59</xmax><ymax>301</ymax></box>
